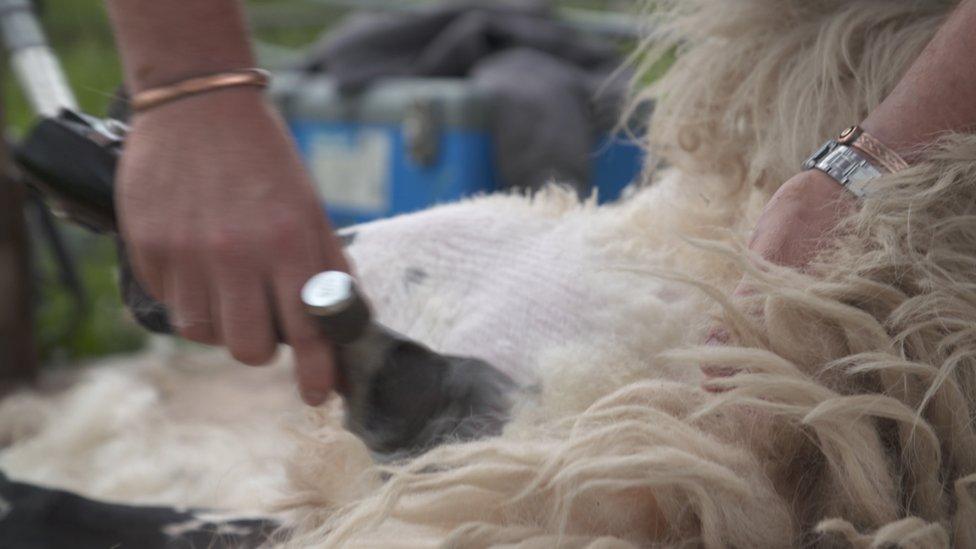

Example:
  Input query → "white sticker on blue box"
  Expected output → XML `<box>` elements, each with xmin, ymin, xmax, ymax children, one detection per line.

<box><xmin>307</xmin><ymin>128</ymin><xmax>392</xmax><ymax>212</ymax></box>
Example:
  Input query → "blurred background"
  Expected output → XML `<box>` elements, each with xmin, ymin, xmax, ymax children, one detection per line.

<box><xmin>2</xmin><ymin>0</ymin><xmax>655</xmax><ymax>373</ymax></box>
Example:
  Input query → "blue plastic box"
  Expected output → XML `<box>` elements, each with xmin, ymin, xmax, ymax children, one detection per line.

<box><xmin>271</xmin><ymin>73</ymin><xmax>643</xmax><ymax>227</ymax></box>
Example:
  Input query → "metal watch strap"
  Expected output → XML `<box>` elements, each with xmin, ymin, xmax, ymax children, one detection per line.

<box><xmin>802</xmin><ymin>140</ymin><xmax>882</xmax><ymax>199</ymax></box>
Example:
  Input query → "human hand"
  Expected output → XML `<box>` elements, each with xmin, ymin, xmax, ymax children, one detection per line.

<box><xmin>741</xmin><ymin>169</ymin><xmax>857</xmax><ymax>272</ymax></box>
<box><xmin>702</xmin><ymin>169</ymin><xmax>857</xmax><ymax>376</ymax></box>
<box><xmin>116</xmin><ymin>87</ymin><xmax>349</xmax><ymax>406</ymax></box>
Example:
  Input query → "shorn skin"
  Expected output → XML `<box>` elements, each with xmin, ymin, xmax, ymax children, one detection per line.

<box><xmin>2</xmin><ymin>0</ymin><xmax>976</xmax><ymax>547</ymax></box>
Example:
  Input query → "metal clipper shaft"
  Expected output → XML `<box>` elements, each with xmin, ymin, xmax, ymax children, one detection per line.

<box><xmin>301</xmin><ymin>271</ymin><xmax>372</xmax><ymax>344</ymax></box>
<box><xmin>301</xmin><ymin>271</ymin><xmax>517</xmax><ymax>460</ymax></box>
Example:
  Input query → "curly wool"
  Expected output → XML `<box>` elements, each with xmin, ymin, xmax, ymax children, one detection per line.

<box><xmin>275</xmin><ymin>141</ymin><xmax>976</xmax><ymax>547</ymax></box>
<box><xmin>279</xmin><ymin>1</ymin><xmax>976</xmax><ymax>547</ymax></box>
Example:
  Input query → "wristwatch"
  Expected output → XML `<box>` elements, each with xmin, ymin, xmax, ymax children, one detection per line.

<box><xmin>803</xmin><ymin>126</ymin><xmax>910</xmax><ymax>199</ymax></box>
<box><xmin>802</xmin><ymin>139</ymin><xmax>882</xmax><ymax>199</ymax></box>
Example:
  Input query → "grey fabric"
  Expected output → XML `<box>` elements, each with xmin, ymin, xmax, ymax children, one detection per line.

<box><xmin>302</xmin><ymin>1</ymin><xmax>631</xmax><ymax>194</ymax></box>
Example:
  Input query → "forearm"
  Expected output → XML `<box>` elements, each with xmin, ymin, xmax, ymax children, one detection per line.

<box><xmin>105</xmin><ymin>1</ymin><xmax>255</xmax><ymax>92</ymax></box>
<box><xmin>862</xmin><ymin>0</ymin><xmax>976</xmax><ymax>162</ymax></box>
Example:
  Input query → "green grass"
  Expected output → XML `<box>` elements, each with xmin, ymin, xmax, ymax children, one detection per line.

<box><xmin>3</xmin><ymin>0</ymin><xmax>329</xmax><ymax>134</ymax></box>
<box><xmin>31</xmin><ymin>229</ymin><xmax>146</xmax><ymax>364</ymax></box>
<box><xmin>4</xmin><ymin>0</ymin><xmax>121</xmax><ymax>134</ymax></box>
<box><xmin>8</xmin><ymin>0</ymin><xmax>136</xmax><ymax>363</ymax></box>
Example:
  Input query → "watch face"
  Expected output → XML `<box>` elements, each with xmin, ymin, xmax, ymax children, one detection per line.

<box><xmin>302</xmin><ymin>271</ymin><xmax>355</xmax><ymax>314</ymax></box>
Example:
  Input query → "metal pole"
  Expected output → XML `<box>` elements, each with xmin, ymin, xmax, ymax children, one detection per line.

<box><xmin>0</xmin><ymin>156</ymin><xmax>37</xmax><ymax>387</ymax></box>
<box><xmin>0</xmin><ymin>0</ymin><xmax>77</xmax><ymax>117</ymax></box>
<box><xmin>0</xmin><ymin>0</ymin><xmax>77</xmax><ymax>384</ymax></box>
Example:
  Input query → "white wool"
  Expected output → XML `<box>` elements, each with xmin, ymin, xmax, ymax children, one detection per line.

<box><xmin>0</xmin><ymin>348</ymin><xmax>304</xmax><ymax>511</ymax></box>
<box><xmin>347</xmin><ymin>173</ymin><xmax>715</xmax><ymax>394</ymax></box>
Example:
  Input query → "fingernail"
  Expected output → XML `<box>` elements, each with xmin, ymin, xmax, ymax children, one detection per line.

<box><xmin>302</xmin><ymin>390</ymin><xmax>329</xmax><ymax>407</ymax></box>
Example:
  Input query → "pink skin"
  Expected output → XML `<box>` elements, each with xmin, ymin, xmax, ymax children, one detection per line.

<box><xmin>107</xmin><ymin>1</ymin><xmax>349</xmax><ymax>406</ymax></box>
<box><xmin>701</xmin><ymin>170</ymin><xmax>856</xmax><ymax>386</ymax></box>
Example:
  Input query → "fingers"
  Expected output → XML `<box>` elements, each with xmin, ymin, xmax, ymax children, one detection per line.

<box><xmin>701</xmin><ymin>171</ymin><xmax>843</xmax><ymax>389</ymax></box>
<box><xmin>273</xmin><ymin>266</ymin><xmax>337</xmax><ymax>406</ymax></box>
<box><xmin>114</xmin><ymin>98</ymin><xmax>349</xmax><ymax>408</ymax></box>
<box><xmin>210</xmin><ymin>247</ymin><xmax>278</xmax><ymax>367</ymax></box>
<box><xmin>126</xmin><ymin>239</ymin><xmax>168</xmax><ymax>302</ymax></box>
<box><xmin>271</xmin><ymin>215</ymin><xmax>341</xmax><ymax>406</ymax></box>
<box><xmin>142</xmin><ymin>210</ymin><xmax>339</xmax><ymax>405</ymax></box>
<box><xmin>116</xmin><ymin>166</ymin><xmax>168</xmax><ymax>302</ymax></box>
<box><xmin>166</xmin><ymin>261</ymin><xmax>220</xmax><ymax>345</ymax></box>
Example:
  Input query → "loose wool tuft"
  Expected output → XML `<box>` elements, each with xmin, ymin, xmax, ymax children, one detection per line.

<box><xmin>1</xmin><ymin>0</ymin><xmax>974</xmax><ymax>547</ymax></box>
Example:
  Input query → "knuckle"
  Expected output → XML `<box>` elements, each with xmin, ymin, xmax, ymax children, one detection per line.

<box><xmin>267</xmin><ymin>213</ymin><xmax>306</xmax><ymax>248</ymax></box>
<box><xmin>167</xmin><ymin>233</ymin><xmax>199</xmax><ymax>257</ymax></box>
<box><xmin>205</xmin><ymin>228</ymin><xmax>248</xmax><ymax>262</ymax></box>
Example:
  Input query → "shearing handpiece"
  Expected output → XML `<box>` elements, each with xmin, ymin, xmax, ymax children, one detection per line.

<box><xmin>14</xmin><ymin>109</ymin><xmax>517</xmax><ymax>460</ymax></box>
<box><xmin>300</xmin><ymin>271</ymin><xmax>516</xmax><ymax>459</ymax></box>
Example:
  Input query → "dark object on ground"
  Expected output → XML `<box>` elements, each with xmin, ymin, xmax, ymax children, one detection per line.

<box><xmin>0</xmin><ymin>471</ymin><xmax>279</xmax><ymax>549</ymax></box>
<box><xmin>304</xmin><ymin>0</ymin><xmax>632</xmax><ymax>195</ymax></box>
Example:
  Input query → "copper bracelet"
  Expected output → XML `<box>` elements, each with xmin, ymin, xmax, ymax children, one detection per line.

<box><xmin>130</xmin><ymin>68</ymin><xmax>271</xmax><ymax>113</ymax></box>
<box><xmin>837</xmin><ymin>125</ymin><xmax>910</xmax><ymax>174</ymax></box>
